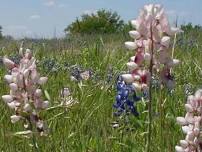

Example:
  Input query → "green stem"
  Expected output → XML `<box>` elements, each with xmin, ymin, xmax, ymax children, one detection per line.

<box><xmin>146</xmin><ymin>24</ymin><xmax>154</xmax><ymax>152</ymax></box>
<box><xmin>28</xmin><ymin>119</ymin><xmax>39</xmax><ymax>152</ymax></box>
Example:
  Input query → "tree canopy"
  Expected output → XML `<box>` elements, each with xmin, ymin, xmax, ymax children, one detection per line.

<box><xmin>65</xmin><ymin>9</ymin><xmax>125</xmax><ymax>34</ymax></box>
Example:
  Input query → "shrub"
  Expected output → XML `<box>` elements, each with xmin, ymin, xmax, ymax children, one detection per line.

<box><xmin>65</xmin><ymin>9</ymin><xmax>124</xmax><ymax>34</ymax></box>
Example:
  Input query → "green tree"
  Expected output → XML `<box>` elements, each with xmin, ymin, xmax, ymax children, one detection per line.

<box><xmin>65</xmin><ymin>9</ymin><xmax>124</xmax><ymax>34</ymax></box>
<box><xmin>0</xmin><ymin>26</ymin><xmax>2</xmax><ymax>39</ymax></box>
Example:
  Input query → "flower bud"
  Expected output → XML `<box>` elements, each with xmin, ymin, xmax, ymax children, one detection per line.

<box><xmin>132</xmin><ymin>83</ymin><xmax>142</xmax><ymax>91</ymax></box>
<box><xmin>195</xmin><ymin>89</ymin><xmax>202</xmax><ymax>99</ymax></box>
<box><xmin>24</xmin><ymin>103</ymin><xmax>32</xmax><ymax>112</ymax></box>
<box><xmin>129</xmin><ymin>31</ymin><xmax>141</xmax><ymax>39</ymax></box>
<box><xmin>4</xmin><ymin>75</ymin><xmax>13</xmax><ymax>83</ymax></box>
<box><xmin>161</xmin><ymin>36</ymin><xmax>170</xmax><ymax>48</ymax></box>
<box><xmin>176</xmin><ymin>117</ymin><xmax>187</xmax><ymax>125</ymax></box>
<box><xmin>125</xmin><ymin>42</ymin><xmax>138</xmax><ymax>50</ymax></box>
<box><xmin>144</xmin><ymin>53</ymin><xmax>151</xmax><ymax>61</ymax></box>
<box><xmin>11</xmin><ymin>115</ymin><xmax>21</xmax><ymax>123</ymax></box>
<box><xmin>185</xmin><ymin>104</ymin><xmax>193</xmax><ymax>112</ymax></box>
<box><xmin>131</xmin><ymin>20</ymin><xmax>139</xmax><ymax>29</ymax></box>
<box><xmin>121</xmin><ymin>74</ymin><xmax>135</xmax><ymax>84</ymax></box>
<box><xmin>175</xmin><ymin>146</ymin><xmax>184</xmax><ymax>152</ymax></box>
<box><xmin>3</xmin><ymin>57</ymin><xmax>15</xmax><ymax>69</ymax></box>
<box><xmin>2</xmin><ymin>95</ymin><xmax>13</xmax><ymax>103</ymax></box>
<box><xmin>38</xmin><ymin>77</ymin><xmax>48</xmax><ymax>85</ymax></box>
<box><xmin>9</xmin><ymin>83</ymin><xmax>18</xmax><ymax>91</ymax></box>
<box><xmin>35</xmin><ymin>89</ymin><xmax>42</xmax><ymax>97</ymax></box>
<box><xmin>42</xmin><ymin>101</ymin><xmax>49</xmax><ymax>109</ymax></box>
<box><xmin>7</xmin><ymin>102</ymin><xmax>16</xmax><ymax>109</ymax></box>
<box><xmin>23</xmin><ymin>69</ymin><xmax>30</xmax><ymax>78</ymax></box>
<box><xmin>127</xmin><ymin>62</ymin><xmax>138</xmax><ymax>70</ymax></box>
<box><xmin>182</xmin><ymin>126</ymin><xmax>190</xmax><ymax>134</ymax></box>
<box><xmin>25</xmin><ymin>49</ymin><xmax>32</xmax><ymax>59</ymax></box>
<box><xmin>179</xmin><ymin>140</ymin><xmax>188</xmax><ymax>148</ymax></box>
<box><xmin>130</xmin><ymin>56</ymin><xmax>136</xmax><ymax>61</ymax></box>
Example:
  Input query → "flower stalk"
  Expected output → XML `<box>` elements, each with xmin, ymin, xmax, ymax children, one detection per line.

<box><xmin>117</xmin><ymin>4</ymin><xmax>182</xmax><ymax>151</ymax></box>
<box><xmin>2</xmin><ymin>48</ymin><xmax>49</xmax><ymax>149</ymax></box>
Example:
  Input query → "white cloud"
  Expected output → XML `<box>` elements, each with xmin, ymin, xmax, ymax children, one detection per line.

<box><xmin>44</xmin><ymin>0</ymin><xmax>55</xmax><ymax>7</ymax></box>
<box><xmin>30</xmin><ymin>15</ymin><xmax>41</xmax><ymax>20</ymax></box>
<box><xmin>83</xmin><ymin>10</ymin><xmax>97</xmax><ymax>15</ymax></box>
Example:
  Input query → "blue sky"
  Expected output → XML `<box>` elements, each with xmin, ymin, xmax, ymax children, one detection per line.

<box><xmin>1</xmin><ymin>0</ymin><xmax>201</xmax><ymax>38</ymax></box>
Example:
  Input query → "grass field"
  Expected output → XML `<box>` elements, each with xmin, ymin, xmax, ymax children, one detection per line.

<box><xmin>0</xmin><ymin>32</ymin><xmax>202</xmax><ymax>152</ymax></box>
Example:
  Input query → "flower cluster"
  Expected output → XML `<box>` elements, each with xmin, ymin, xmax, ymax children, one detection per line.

<box><xmin>60</xmin><ymin>87</ymin><xmax>78</xmax><ymax>107</ymax></box>
<box><xmin>113</xmin><ymin>76</ymin><xmax>141</xmax><ymax>116</ymax></box>
<box><xmin>122</xmin><ymin>4</ymin><xmax>181</xmax><ymax>93</ymax></box>
<box><xmin>175</xmin><ymin>89</ymin><xmax>202</xmax><ymax>152</ymax></box>
<box><xmin>2</xmin><ymin>49</ymin><xmax>49</xmax><ymax>135</ymax></box>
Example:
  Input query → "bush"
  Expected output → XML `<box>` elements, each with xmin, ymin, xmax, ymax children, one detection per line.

<box><xmin>65</xmin><ymin>9</ymin><xmax>124</xmax><ymax>34</ymax></box>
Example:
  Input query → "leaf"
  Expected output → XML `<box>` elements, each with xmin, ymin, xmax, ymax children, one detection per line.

<box><xmin>44</xmin><ymin>90</ymin><xmax>51</xmax><ymax>101</ymax></box>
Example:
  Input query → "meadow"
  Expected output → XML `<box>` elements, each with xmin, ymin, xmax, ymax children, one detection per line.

<box><xmin>0</xmin><ymin>30</ymin><xmax>202</xmax><ymax>152</ymax></box>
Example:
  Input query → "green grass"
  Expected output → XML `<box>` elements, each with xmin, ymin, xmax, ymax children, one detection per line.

<box><xmin>0</xmin><ymin>32</ymin><xmax>202</xmax><ymax>152</ymax></box>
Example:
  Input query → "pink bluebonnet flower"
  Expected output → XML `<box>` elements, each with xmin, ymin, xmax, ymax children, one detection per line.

<box><xmin>122</xmin><ymin>4</ymin><xmax>181</xmax><ymax>91</ymax></box>
<box><xmin>2</xmin><ymin>48</ymin><xmax>49</xmax><ymax>136</ymax></box>
<box><xmin>175</xmin><ymin>89</ymin><xmax>202</xmax><ymax>152</ymax></box>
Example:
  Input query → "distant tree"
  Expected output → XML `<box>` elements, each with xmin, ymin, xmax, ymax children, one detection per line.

<box><xmin>65</xmin><ymin>9</ymin><xmax>124</xmax><ymax>34</ymax></box>
<box><xmin>181</xmin><ymin>23</ymin><xmax>202</xmax><ymax>33</ymax></box>
<box><xmin>0</xmin><ymin>26</ymin><xmax>2</xmax><ymax>39</ymax></box>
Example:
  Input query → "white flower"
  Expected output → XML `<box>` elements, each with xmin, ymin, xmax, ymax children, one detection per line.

<box><xmin>121</xmin><ymin>74</ymin><xmax>135</xmax><ymax>84</ymax></box>
<box><xmin>161</xmin><ymin>36</ymin><xmax>170</xmax><ymax>48</ymax></box>
<box><xmin>2</xmin><ymin>95</ymin><xmax>13</xmax><ymax>103</ymax></box>
<box><xmin>11</xmin><ymin>115</ymin><xmax>21</xmax><ymax>123</ymax></box>
<box><xmin>4</xmin><ymin>75</ymin><xmax>13</xmax><ymax>83</ymax></box>
<box><xmin>127</xmin><ymin>62</ymin><xmax>138</xmax><ymax>70</ymax></box>
<box><xmin>38</xmin><ymin>77</ymin><xmax>48</xmax><ymax>85</ymax></box>
<box><xmin>125</xmin><ymin>42</ymin><xmax>138</xmax><ymax>50</ymax></box>
<box><xmin>129</xmin><ymin>31</ymin><xmax>141</xmax><ymax>39</ymax></box>
<box><xmin>176</xmin><ymin>117</ymin><xmax>187</xmax><ymax>125</ymax></box>
<box><xmin>175</xmin><ymin>146</ymin><xmax>185</xmax><ymax>152</ymax></box>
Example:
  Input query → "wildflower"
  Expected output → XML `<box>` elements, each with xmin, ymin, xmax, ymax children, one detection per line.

<box><xmin>175</xmin><ymin>89</ymin><xmax>202</xmax><ymax>151</ymax></box>
<box><xmin>123</xmin><ymin>4</ymin><xmax>181</xmax><ymax>92</ymax></box>
<box><xmin>113</xmin><ymin>76</ymin><xmax>141</xmax><ymax>116</ymax></box>
<box><xmin>60</xmin><ymin>87</ymin><xmax>78</xmax><ymax>107</ymax></box>
<box><xmin>2</xmin><ymin>49</ymin><xmax>49</xmax><ymax>136</ymax></box>
<box><xmin>114</xmin><ymin>4</ymin><xmax>182</xmax><ymax>120</ymax></box>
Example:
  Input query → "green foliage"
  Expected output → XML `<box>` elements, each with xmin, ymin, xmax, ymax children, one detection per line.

<box><xmin>0</xmin><ymin>26</ymin><xmax>2</xmax><ymax>39</ymax></box>
<box><xmin>65</xmin><ymin>9</ymin><xmax>124</xmax><ymax>34</ymax></box>
<box><xmin>181</xmin><ymin>23</ymin><xmax>202</xmax><ymax>33</ymax></box>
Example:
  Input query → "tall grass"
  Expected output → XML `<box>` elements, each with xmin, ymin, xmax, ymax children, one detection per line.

<box><xmin>0</xmin><ymin>31</ymin><xmax>202</xmax><ymax>151</ymax></box>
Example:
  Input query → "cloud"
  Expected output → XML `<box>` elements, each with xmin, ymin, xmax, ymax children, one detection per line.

<box><xmin>83</xmin><ymin>9</ymin><xmax>97</xmax><ymax>15</ymax></box>
<box><xmin>44</xmin><ymin>0</ymin><xmax>55</xmax><ymax>7</ymax></box>
<box><xmin>30</xmin><ymin>15</ymin><xmax>41</xmax><ymax>20</ymax></box>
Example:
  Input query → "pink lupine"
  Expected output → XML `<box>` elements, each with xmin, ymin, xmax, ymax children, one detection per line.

<box><xmin>2</xmin><ymin>48</ymin><xmax>49</xmax><ymax>136</ymax></box>
<box><xmin>122</xmin><ymin>4</ymin><xmax>181</xmax><ymax>91</ymax></box>
<box><xmin>120</xmin><ymin>4</ymin><xmax>182</xmax><ymax>152</ymax></box>
<box><xmin>176</xmin><ymin>89</ymin><xmax>202</xmax><ymax>152</ymax></box>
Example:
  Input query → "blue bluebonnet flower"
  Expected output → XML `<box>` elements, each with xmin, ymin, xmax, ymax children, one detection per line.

<box><xmin>113</xmin><ymin>76</ymin><xmax>141</xmax><ymax>116</ymax></box>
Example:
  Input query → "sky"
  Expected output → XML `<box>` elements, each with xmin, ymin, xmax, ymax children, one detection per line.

<box><xmin>0</xmin><ymin>0</ymin><xmax>202</xmax><ymax>38</ymax></box>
